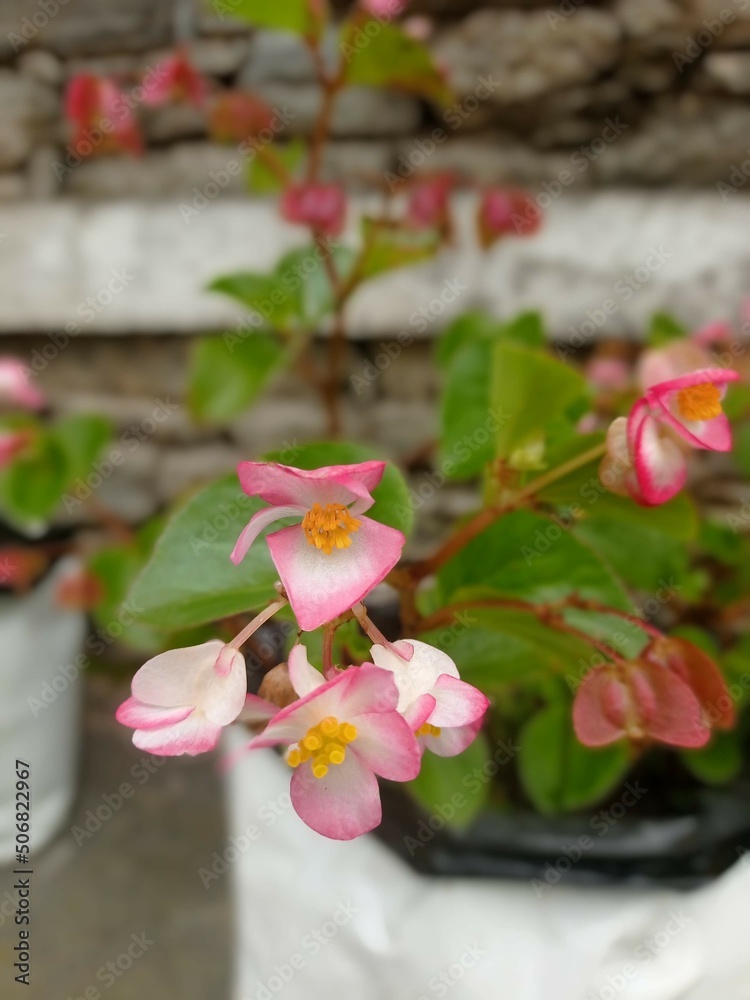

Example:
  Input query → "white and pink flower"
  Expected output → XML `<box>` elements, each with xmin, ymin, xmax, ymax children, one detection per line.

<box><xmin>116</xmin><ymin>640</ymin><xmax>247</xmax><ymax>756</ymax></box>
<box><xmin>0</xmin><ymin>358</ymin><xmax>44</xmax><ymax>410</ymax></box>
<box><xmin>248</xmin><ymin>645</ymin><xmax>421</xmax><ymax>840</ymax></box>
<box><xmin>230</xmin><ymin>461</ymin><xmax>405</xmax><ymax>631</ymax></box>
<box><xmin>601</xmin><ymin>367</ymin><xmax>740</xmax><ymax>506</ymax></box>
<box><xmin>369</xmin><ymin>639</ymin><xmax>489</xmax><ymax>756</ymax></box>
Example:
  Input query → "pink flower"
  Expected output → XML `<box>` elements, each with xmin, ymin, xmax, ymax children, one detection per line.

<box><xmin>585</xmin><ymin>356</ymin><xmax>630</xmax><ymax>393</ymax></box>
<box><xmin>142</xmin><ymin>48</ymin><xmax>207</xmax><ymax>108</ymax></box>
<box><xmin>230</xmin><ymin>461</ymin><xmax>405</xmax><ymax>632</ymax></box>
<box><xmin>574</xmin><ymin>636</ymin><xmax>734</xmax><ymax>750</ymax></box>
<box><xmin>369</xmin><ymin>639</ymin><xmax>489</xmax><ymax>756</ymax></box>
<box><xmin>477</xmin><ymin>188</ymin><xmax>541</xmax><ymax>248</ymax></box>
<box><xmin>693</xmin><ymin>319</ymin><xmax>733</xmax><ymax>348</ymax></box>
<box><xmin>361</xmin><ymin>0</ymin><xmax>409</xmax><ymax>18</ymax></box>
<box><xmin>208</xmin><ymin>91</ymin><xmax>275</xmax><ymax>144</ymax></box>
<box><xmin>116</xmin><ymin>640</ymin><xmax>247</xmax><ymax>756</ymax></box>
<box><xmin>248</xmin><ymin>645</ymin><xmax>421</xmax><ymax>839</ymax></box>
<box><xmin>601</xmin><ymin>368</ymin><xmax>740</xmax><ymax>506</ymax></box>
<box><xmin>645</xmin><ymin>367</ymin><xmax>739</xmax><ymax>452</ymax></box>
<box><xmin>573</xmin><ymin>659</ymin><xmax>711</xmax><ymax>749</ymax></box>
<box><xmin>637</xmin><ymin>339</ymin><xmax>712</xmax><ymax>392</ymax></box>
<box><xmin>64</xmin><ymin>74</ymin><xmax>143</xmax><ymax>157</ymax></box>
<box><xmin>280</xmin><ymin>183</ymin><xmax>346</xmax><ymax>236</ymax></box>
<box><xmin>0</xmin><ymin>429</ymin><xmax>32</xmax><ymax>467</ymax></box>
<box><xmin>0</xmin><ymin>358</ymin><xmax>44</xmax><ymax>410</ymax></box>
<box><xmin>406</xmin><ymin>175</ymin><xmax>453</xmax><ymax>231</ymax></box>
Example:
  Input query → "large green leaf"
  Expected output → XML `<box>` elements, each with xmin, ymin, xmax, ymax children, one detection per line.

<box><xmin>54</xmin><ymin>414</ymin><xmax>113</xmax><ymax>484</ymax></box>
<box><xmin>438</xmin><ymin>510</ymin><xmax>630</xmax><ymax>609</ymax></box>
<box><xmin>188</xmin><ymin>333</ymin><xmax>285</xmax><ymax>424</ymax></box>
<box><xmin>0</xmin><ymin>428</ymin><xmax>68</xmax><ymax>527</ymax></box>
<box><xmin>209</xmin><ymin>272</ymin><xmax>296</xmax><ymax>330</ymax></box>
<box><xmin>129</xmin><ymin>475</ymin><xmax>280</xmax><ymax>629</ymax></box>
<box><xmin>439</xmin><ymin>339</ymin><xmax>497</xmax><ymax>479</ymax></box>
<box><xmin>406</xmin><ymin>735</ymin><xmax>491</xmax><ymax>828</ymax></box>
<box><xmin>518</xmin><ymin>702</ymin><xmax>631</xmax><ymax>814</ymax></box>
<box><xmin>491</xmin><ymin>342</ymin><xmax>588</xmax><ymax>461</ymax></box>
<box><xmin>342</xmin><ymin>23</ymin><xmax>449</xmax><ymax>103</ymax></box>
<box><xmin>264</xmin><ymin>441</ymin><xmax>414</xmax><ymax>536</ymax></box>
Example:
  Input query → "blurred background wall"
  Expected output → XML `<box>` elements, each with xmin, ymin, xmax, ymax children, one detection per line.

<box><xmin>0</xmin><ymin>0</ymin><xmax>749</xmax><ymax>538</ymax></box>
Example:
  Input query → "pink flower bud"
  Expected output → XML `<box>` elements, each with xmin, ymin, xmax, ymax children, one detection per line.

<box><xmin>142</xmin><ymin>47</ymin><xmax>207</xmax><ymax>108</ymax></box>
<box><xmin>477</xmin><ymin>188</ymin><xmax>541</xmax><ymax>248</ymax></box>
<box><xmin>64</xmin><ymin>74</ymin><xmax>143</xmax><ymax>157</ymax></box>
<box><xmin>406</xmin><ymin>175</ymin><xmax>453</xmax><ymax>231</ymax></box>
<box><xmin>0</xmin><ymin>358</ymin><xmax>45</xmax><ymax>410</ymax></box>
<box><xmin>280</xmin><ymin>183</ymin><xmax>346</xmax><ymax>237</ymax></box>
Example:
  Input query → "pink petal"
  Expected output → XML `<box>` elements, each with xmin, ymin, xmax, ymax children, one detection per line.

<box><xmin>370</xmin><ymin>638</ymin><xmax>459</xmax><ymax>712</ymax></box>
<box><xmin>429</xmin><ymin>674</ymin><xmax>489</xmax><ymax>728</ymax></box>
<box><xmin>288</xmin><ymin>643</ymin><xmax>326</xmax><ymax>697</ymax></box>
<box><xmin>573</xmin><ymin>668</ymin><xmax>628</xmax><ymax>747</ymax></box>
<box><xmin>116</xmin><ymin>697</ymin><xmax>193</xmax><ymax>731</ymax></box>
<box><xmin>330</xmin><ymin>664</ymin><xmax>401</xmax><ymax>718</ymax></box>
<box><xmin>631</xmin><ymin>405</ymin><xmax>687</xmax><ymax>506</ymax></box>
<box><xmin>421</xmin><ymin>718</ymin><xmax>483</xmax><ymax>757</ymax></box>
<box><xmin>230</xmin><ymin>503</ymin><xmax>306</xmax><ymax>565</ymax></box>
<box><xmin>202</xmin><ymin>648</ymin><xmax>247</xmax><ymax>726</ymax></box>
<box><xmin>236</xmin><ymin>460</ymin><xmax>385</xmax><ymax>510</ymax></box>
<box><xmin>633</xmin><ymin>662</ymin><xmax>710</xmax><ymax>748</ymax></box>
<box><xmin>132</xmin><ymin>712</ymin><xmax>222</xmax><ymax>756</ymax></box>
<box><xmin>132</xmin><ymin>640</ymin><xmax>225</xmax><ymax>708</ymax></box>
<box><xmin>290</xmin><ymin>753</ymin><xmax>381</xmax><ymax>840</ymax></box>
<box><xmin>403</xmin><ymin>692</ymin><xmax>436</xmax><ymax>730</ymax></box>
<box><xmin>647</xmin><ymin>368</ymin><xmax>739</xmax><ymax>451</ymax></box>
<box><xmin>238</xmin><ymin>693</ymin><xmax>279</xmax><ymax>724</ymax></box>
<box><xmin>267</xmin><ymin>517</ymin><xmax>405</xmax><ymax>632</ymax></box>
<box><xmin>350</xmin><ymin>711</ymin><xmax>421</xmax><ymax>781</ymax></box>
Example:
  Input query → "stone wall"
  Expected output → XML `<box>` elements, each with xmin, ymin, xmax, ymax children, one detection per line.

<box><xmin>1</xmin><ymin>0</ymin><xmax>750</xmax><ymax>197</ymax></box>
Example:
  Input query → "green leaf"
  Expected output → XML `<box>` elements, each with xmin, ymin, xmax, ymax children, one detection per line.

<box><xmin>439</xmin><ymin>339</ymin><xmax>497</xmax><ymax>479</ymax></box>
<box><xmin>502</xmin><ymin>311</ymin><xmax>546</xmax><ymax>350</ymax></box>
<box><xmin>275</xmin><ymin>245</ymin><xmax>357</xmax><ymax>326</ymax></box>
<box><xmin>0</xmin><ymin>427</ymin><xmax>69</xmax><ymax>527</ymax></box>
<box><xmin>421</xmin><ymin>607</ymin><xmax>596</xmax><ymax>693</ymax></box>
<box><xmin>129</xmin><ymin>475</ymin><xmax>280</xmax><ymax>630</ymax></box>
<box><xmin>342</xmin><ymin>23</ymin><xmax>450</xmax><ymax>103</ymax></box>
<box><xmin>436</xmin><ymin>311</ymin><xmax>505</xmax><ymax>369</ymax></box>
<box><xmin>491</xmin><ymin>342</ymin><xmax>588</xmax><ymax>461</ymax></box>
<box><xmin>188</xmin><ymin>333</ymin><xmax>285</xmax><ymax>425</ymax></box>
<box><xmin>264</xmin><ymin>440</ymin><xmax>414</xmax><ymax>536</ymax></box>
<box><xmin>209</xmin><ymin>272</ymin><xmax>292</xmax><ymax>329</ymax></box>
<box><xmin>681</xmin><ymin>731</ymin><xmax>743</xmax><ymax>786</ymax></box>
<box><xmin>438</xmin><ymin>510</ymin><xmax>629</xmax><ymax>610</ymax></box>
<box><xmin>359</xmin><ymin>218</ymin><xmax>439</xmax><ymax>281</ymax></box>
<box><xmin>518</xmin><ymin>702</ymin><xmax>631</xmax><ymax>814</ymax></box>
<box><xmin>247</xmin><ymin>138</ymin><xmax>306</xmax><ymax>194</ymax></box>
<box><xmin>54</xmin><ymin>414</ymin><xmax>112</xmax><ymax>484</ymax></box>
<box><xmin>647</xmin><ymin>312</ymin><xmax>687</xmax><ymax>347</ymax></box>
<box><xmin>221</xmin><ymin>0</ymin><xmax>322</xmax><ymax>36</ymax></box>
<box><xmin>406</xmin><ymin>735</ymin><xmax>491</xmax><ymax>828</ymax></box>
<box><xmin>732</xmin><ymin>421</ymin><xmax>750</xmax><ymax>478</ymax></box>
<box><xmin>89</xmin><ymin>543</ymin><xmax>166</xmax><ymax>652</ymax></box>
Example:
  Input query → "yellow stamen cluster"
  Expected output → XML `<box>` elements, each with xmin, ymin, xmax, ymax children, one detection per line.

<box><xmin>287</xmin><ymin>716</ymin><xmax>358</xmax><ymax>779</ymax></box>
<box><xmin>416</xmin><ymin>723</ymin><xmax>442</xmax><ymax>738</ymax></box>
<box><xmin>676</xmin><ymin>383</ymin><xmax>722</xmax><ymax>422</ymax></box>
<box><xmin>302</xmin><ymin>503</ymin><xmax>361</xmax><ymax>555</ymax></box>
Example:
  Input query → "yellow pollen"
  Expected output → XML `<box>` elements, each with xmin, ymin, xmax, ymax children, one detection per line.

<box><xmin>676</xmin><ymin>382</ymin><xmax>722</xmax><ymax>422</ymax></box>
<box><xmin>287</xmin><ymin>717</ymin><xmax>358</xmax><ymax>778</ymax></box>
<box><xmin>416</xmin><ymin>723</ymin><xmax>442</xmax><ymax>738</ymax></box>
<box><xmin>302</xmin><ymin>502</ymin><xmax>361</xmax><ymax>556</ymax></box>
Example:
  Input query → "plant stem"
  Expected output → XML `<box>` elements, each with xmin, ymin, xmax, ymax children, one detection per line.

<box><xmin>406</xmin><ymin>441</ymin><xmax>607</xmax><ymax>582</ymax></box>
<box><xmin>229</xmin><ymin>596</ymin><xmax>288</xmax><ymax>650</ymax></box>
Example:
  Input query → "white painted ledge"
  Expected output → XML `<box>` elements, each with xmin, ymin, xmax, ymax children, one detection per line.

<box><xmin>0</xmin><ymin>192</ymin><xmax>747</xmax><ymax>339</ymax></box>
